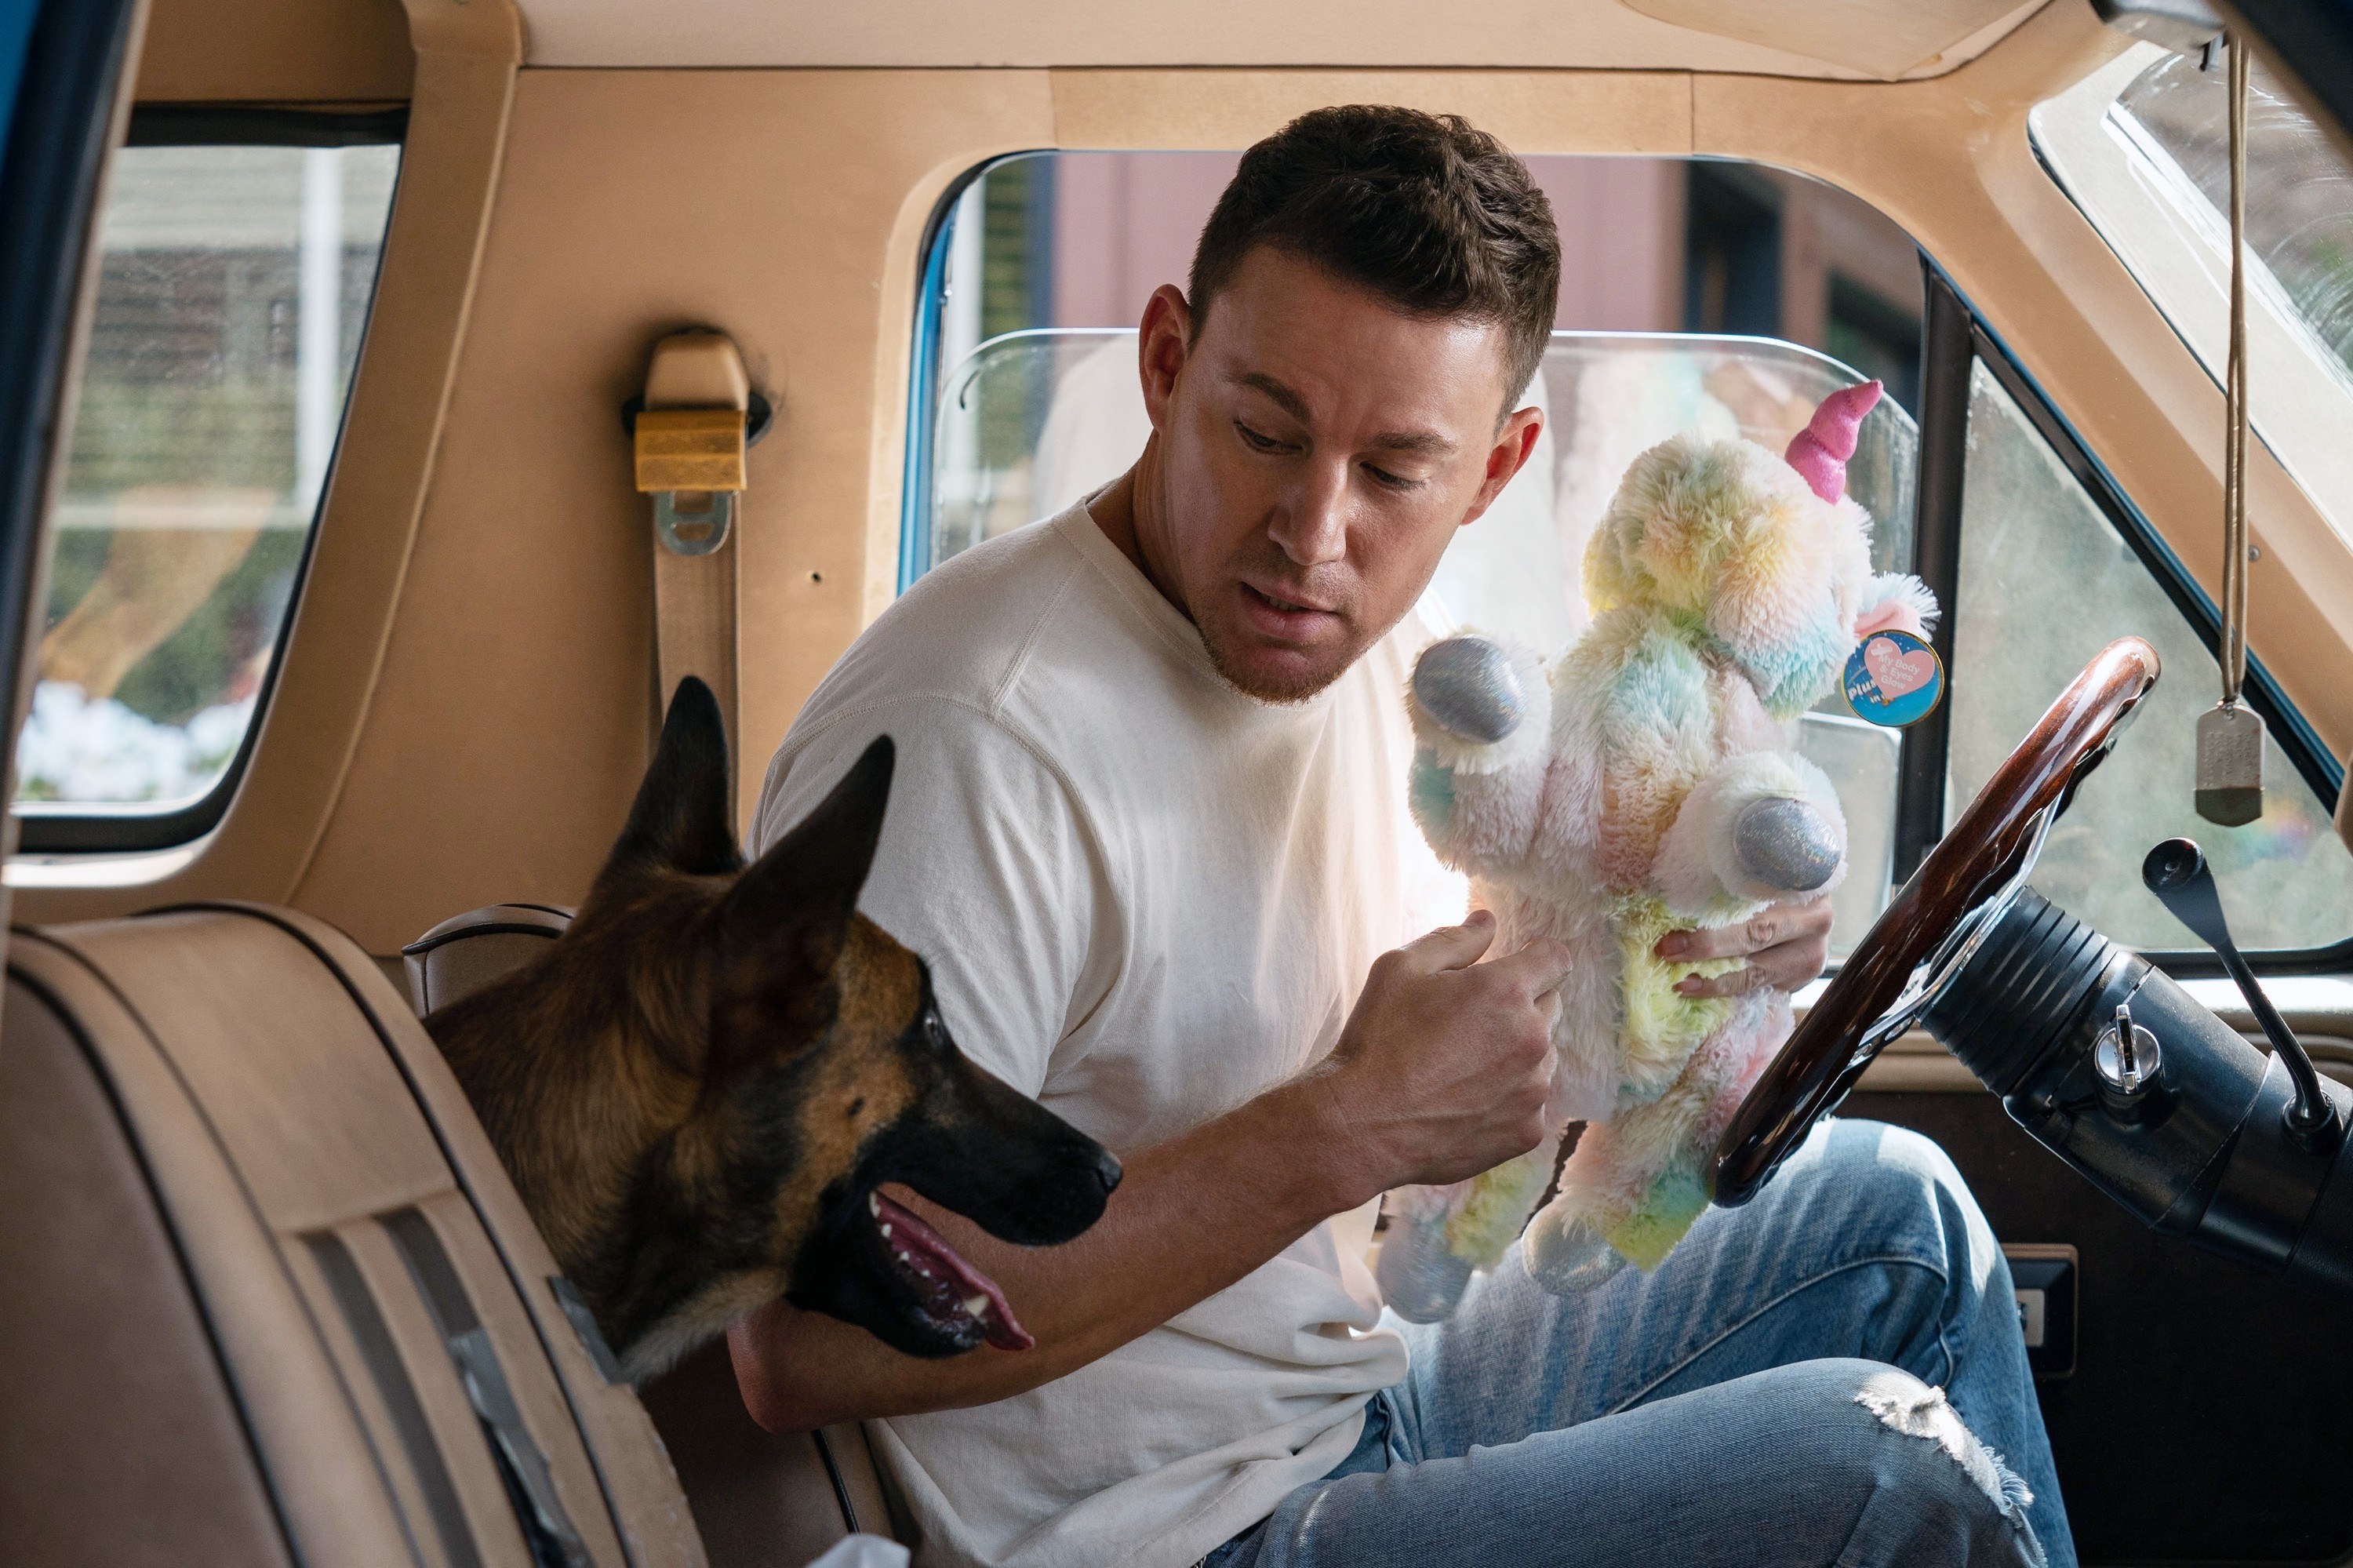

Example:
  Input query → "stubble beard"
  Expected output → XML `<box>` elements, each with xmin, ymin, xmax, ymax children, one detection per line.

<box><xmin>1195</xmin><ymin>600</ymin><xmax>1374</xmax><ymax>705</ymax></box>
<box><xmin>1202</xmin><ymin>636</ymin><xmax>1344</xmax><ymax>704</ymax></box>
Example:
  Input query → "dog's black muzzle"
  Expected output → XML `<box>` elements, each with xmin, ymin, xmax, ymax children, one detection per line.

<box><xmin>787</xmin><ymin>995</ymin><xmax>1120</xmax><ymax>1357</ymax></box>
<box><xmin>880</xmin><ymin>1054</ymin><xmax>1122</xmax><ymax>1246</ymax></box>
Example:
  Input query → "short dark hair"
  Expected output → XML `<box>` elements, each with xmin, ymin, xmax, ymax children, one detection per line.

<box><xmin>1188</xmin><ymin>105</ymin><xmax>1559</xmax><ymax>408</ymax></box>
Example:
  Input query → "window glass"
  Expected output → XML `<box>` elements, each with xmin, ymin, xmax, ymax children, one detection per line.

<box><xmin>16</xmin><ymin>140</ymin><xmax>399</xmax><ymax>813</ymax></box>
<box><xmin>921</xmin><ymin>153</ymin><xmax>1922</xmax><ymax>571</ymax></box>
<box><xmin>2118</xmin><ymin>52</ymin><xmax>2353</xmax><ymax>393</ymax></box>
<box><xmin>2032</xmin><ymin>45</ymin><xmax>2353</xmax><ymax>548</ymax></box>
<box><xmin>1949</xmin><ymin>359</ymin><xmax>2353</xmax><ymax>951</ymax></box>
<box><xmin>913</xmin><ymin>151</ymin><xmax>1930</xmax><ymax>955</ymax></box>
<box><xmin>929</xmin><ymin>326</ymin><xmax>1915</xmax><ymax>954</ymax></box>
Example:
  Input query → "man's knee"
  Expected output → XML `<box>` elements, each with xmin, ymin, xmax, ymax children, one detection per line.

<box><xmin>1785</xmin><ymin>1119</ymin><xmax>1995</xmax><ymax>1273</ymax></box>
<box><xmin>1769</xmin><ymin>1360</ymin><xmax>2044</xmax><ymax>1565</ymax></box>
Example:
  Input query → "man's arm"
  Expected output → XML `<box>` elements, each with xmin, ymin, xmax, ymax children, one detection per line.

<box><xmin>732</xmin><ymin>911</ymin><xmax>1568</xmax><ymax>1432</ymax></box>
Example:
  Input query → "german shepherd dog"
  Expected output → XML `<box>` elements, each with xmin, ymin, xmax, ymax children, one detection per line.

<box><xmin>428</xmin><ymin>678</ymin><xmax>1121</xmax><ymax>1381</ymax></box>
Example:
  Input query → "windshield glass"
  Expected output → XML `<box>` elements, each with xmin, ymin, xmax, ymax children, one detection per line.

<box><xmin>2116</xmin><ymin>52</ymin><xmax>2353</xmax><ymax>390</ymax></box>
<box><xmin>2033</xmin><ymin>44</ymin><xmax>2353</xmax><ymax>550</ymax></box>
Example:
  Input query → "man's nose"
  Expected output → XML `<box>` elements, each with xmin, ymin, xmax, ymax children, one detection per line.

<box><xmin>1266</xmin><ymin>459</ymin><xmax>1350</xmax><ymax>568</ymax></box>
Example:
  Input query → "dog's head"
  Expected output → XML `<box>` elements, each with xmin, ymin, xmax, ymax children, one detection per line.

<box><xmin>435</xmin><ymin>678</ymin><xmax>1119</xmax><ymax>1377</ymax></box>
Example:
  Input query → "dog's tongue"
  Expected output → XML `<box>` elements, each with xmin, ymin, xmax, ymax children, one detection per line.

<box><xmin>870</xmin><ymin>1192</ymin><xmax>1033</xmax><ymax>1351</ymax></box>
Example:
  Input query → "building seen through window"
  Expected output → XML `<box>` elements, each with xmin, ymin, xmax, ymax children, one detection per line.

<box><xmin>927</xmin><ymin>152</ymin><xmax>1923</xmax><ymax>565</ymax></box>
<box><xmin>16</xmin><ymin>136</ymin><xmax>399</xmax><ymax>817</ymax></box>
<box><xmin>937</xmin><ymin>152</ymin><xmax>1922</xmax><ymax>413</ymax></box>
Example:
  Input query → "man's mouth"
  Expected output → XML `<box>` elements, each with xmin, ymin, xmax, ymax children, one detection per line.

<box><xmin>866</xmin><ymin>1191</ymin><xmax>1033</xmax><ymax>1352</ymax></box>
<box><xmin>1238</xmin><ymin>580</ymin><xmax>1342</xmax><ymax>640</ymax></box>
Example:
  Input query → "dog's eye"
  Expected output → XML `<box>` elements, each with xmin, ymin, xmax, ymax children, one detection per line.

<box><xmin>923</xmin><ymin>1012</ymin><xmax>946</xmax><ymax>1047</ymax></box>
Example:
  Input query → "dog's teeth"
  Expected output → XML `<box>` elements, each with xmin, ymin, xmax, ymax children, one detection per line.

<box><xmin>867</xmin><ymin>1192</ymin><xmax>881</xmax><ymax>1217</ymax></box>
<box><xmin>962</xmin><ymin>1293</ymin><xmax>989</xmax><ymax>1319</ymax></box>
<box><xmin>879</xmin><ymin>1224</ymin><xmax>891</xmax><ymax>1238</ymax></box>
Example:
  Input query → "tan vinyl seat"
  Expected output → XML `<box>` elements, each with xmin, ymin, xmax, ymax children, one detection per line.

<box><xmin>402</xmin><ymin>903</ymin><xmax>913</xmax><ymax>1563</ymax></box>
<box><xmin>0</xmin><ymin>903</ymin><xmax>707</xmax><ymax>1568</ymax></box>
<box><xmin>402</xmin><ymin>903</ymin><xmax>575</xmax><ymax>1015</ymax></box>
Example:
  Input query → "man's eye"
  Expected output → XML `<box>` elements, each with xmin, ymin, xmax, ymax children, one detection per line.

<box><xmin>1235</xmin><ymin>421</ymin><xmax>1288</xmax><ymax>453</ymax></box>
<box><xmin>1364</xmin><ymin>463</ymin><xmax>1423</xmax><ymax>492</ymax></box>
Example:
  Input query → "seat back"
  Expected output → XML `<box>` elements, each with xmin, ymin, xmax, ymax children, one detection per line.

<box><xmin>403</xmin><ymin>903</ymin><xmax>574</xmax><ymax>1014</ymax></box>
<box><xmin>403</xmin><ymin>904</ymin><xmax>912</xmax><ymax>1564</ymax></box>
<box><xmin>0</xmin><ymin>904</ymin><xmax>706</xmax><ymax>1568</ymax></box>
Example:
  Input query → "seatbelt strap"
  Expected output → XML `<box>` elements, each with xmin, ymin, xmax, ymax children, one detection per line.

<box><xmin>633</xmin><ymin>330</ymin><xmax>763</xmax><ymax>828</ymax></box>
<box><xmin>652</xmin><ymin>539</ymin><xmax>737</xmax><ymax>792</ymax></box>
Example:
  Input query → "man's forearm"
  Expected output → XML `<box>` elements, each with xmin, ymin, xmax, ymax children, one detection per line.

<box><xmin>730</xmin><ymin>1074</ymin><xmax>1369</xmax><ymax>1433</ymax></box>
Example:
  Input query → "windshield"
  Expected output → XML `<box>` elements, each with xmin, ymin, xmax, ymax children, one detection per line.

<box><xmin>2116</xmin><ymin>51</ymin><xmax>2353</xmax><ymax>393</ymax></box>
<box><xmin>2033</xmin><ymin>44</ymin><xmax>2353</xmax><ymax>551</ymax></box>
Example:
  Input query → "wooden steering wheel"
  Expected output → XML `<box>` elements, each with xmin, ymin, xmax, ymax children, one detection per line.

<box><xmin>1711</xmin><ymin>636</ymin><xmax>2163</xmax><ymax>1206</ymax></box>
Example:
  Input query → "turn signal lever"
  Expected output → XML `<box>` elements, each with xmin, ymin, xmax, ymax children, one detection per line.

<box><xmin>2141</xmin><ymin>838</ymin><xmax>2340</xmax><ymax>1151</ymax></box>
<box><xmin>1923</xmin><ymin>851</ymin><xmax>2353</xmax><ymax>1290</ymax></box>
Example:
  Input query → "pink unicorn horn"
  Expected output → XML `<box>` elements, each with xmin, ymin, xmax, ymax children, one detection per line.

<box><xmin>1784</xmin><ymin>380</ymin><xmax>1882</xmax><ymax>504</ymax></box>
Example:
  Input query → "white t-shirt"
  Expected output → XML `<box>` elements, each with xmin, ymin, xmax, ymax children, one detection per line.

<box><xmin>749</xmin><ymin>498</ymin><xmax>1463</xmax><ymax>1568</ymax></box>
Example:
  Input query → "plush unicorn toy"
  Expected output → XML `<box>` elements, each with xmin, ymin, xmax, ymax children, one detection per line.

<box><xmin>1376</xmin><ymin>380</ymin><xmax>1938</xmax><ymax>1320</ymax></box>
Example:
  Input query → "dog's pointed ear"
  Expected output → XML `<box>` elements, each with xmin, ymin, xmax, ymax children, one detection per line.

<box><xmin>608</xmin><ymin>677</ymin><xmax>740</xmax><ymax>878</ymax></box>
<box><xmin>710</xmin><ymin>736</ymin><xmax>895</xmax><ymax>1069</ymax></box>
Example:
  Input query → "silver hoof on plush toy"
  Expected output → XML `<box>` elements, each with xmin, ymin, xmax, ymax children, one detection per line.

<box><xmin>1412</xmin><ymin>635</ymin><xmax>1526</xmax><ymax>744</ymax></box>
<box><xmin>1374</xmin><ymin>1204</ymin><xmax>1480</xmax><ymax>1323</ymax></box>
<box><xmin>1521</xmin><ymin>1205</ymin><xmax>1630</xmax><ymax>1293</ymax></box>
<box><xmin>1377</xmin><ymin>379</ymin><xmax>1940</xmax><ymax>1320</ymax></box>
<box><xmin>1733</xmin><ymin>796</ymin><xmax>1843</xmax><ymax>893</ymax></box>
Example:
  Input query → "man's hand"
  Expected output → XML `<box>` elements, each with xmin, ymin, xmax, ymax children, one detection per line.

<box><xmin>1658</xmin><ymin>897</ymin><xmax>1833</xmax><ymax>999</ymax></box>
<box><xmin>1296</xmin><ymin>910</ymin><xmax>1571</xmax><ymax>1210</ymax></box>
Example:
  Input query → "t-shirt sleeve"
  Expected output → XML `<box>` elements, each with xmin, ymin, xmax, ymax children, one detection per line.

<box><xmin>748</xmin><ymin>696</ymin><xmax>1107</xmax><ymax>1101</ymax></box>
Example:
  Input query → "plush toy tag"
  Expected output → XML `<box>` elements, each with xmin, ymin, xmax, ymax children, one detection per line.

<box><xmin>1843</xmin><ymin>629</ymin><xmax>1944</xmax><ymax>728</ymax></box>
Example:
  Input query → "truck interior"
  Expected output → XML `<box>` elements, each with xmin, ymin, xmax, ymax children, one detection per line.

<box><xmin>9</xmin><ymin>1</ymin><xmax>2353</xmax><ymax>1563</ymax></box>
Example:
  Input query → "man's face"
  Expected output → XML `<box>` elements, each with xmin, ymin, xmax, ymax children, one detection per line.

<box><xmin>1133</xmin><ymin>247</ymin><xmax>1543</xmax><ymax>703</ymax></box>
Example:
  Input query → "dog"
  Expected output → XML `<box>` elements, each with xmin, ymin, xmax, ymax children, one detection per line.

<box><xmin>427</xmin><ymin>678</ymin><xmax>1122</xmax><ymax>1381</ymax></box>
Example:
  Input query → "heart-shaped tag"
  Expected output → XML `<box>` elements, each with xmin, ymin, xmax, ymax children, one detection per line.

<box><xmin>1864</xmin><ymin>635</ymin><xmax>1937</xmax><ymax>699</ymax></box>
<box><xmin>1843</xmin><ymin>628</ymin><xmax>1944</xmax><ymax>728</ymax></box>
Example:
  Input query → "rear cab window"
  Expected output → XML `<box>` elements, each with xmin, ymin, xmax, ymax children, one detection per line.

<box><xmin>904</xmin><ymin>145</ymin><xmax>2353</xmax><ymax>964</ymax></box>
<box><xmin>15</xmin><ymin>109</ymin><xmax>400</xmax><ymax>850</ymax></box>
<box><xmin>905</xmin><ymin>152</ymin><xmax>1924</xmax><ymax>959</ymax></box>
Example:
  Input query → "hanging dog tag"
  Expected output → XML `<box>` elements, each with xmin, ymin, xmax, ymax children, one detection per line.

<box><xmin>1843</xmin><ymin>629</ymin><xmax>1944</xmax><ymax>728</ymax></box>
<box><xmin>2195</xmin><ymin>700</ymin><xmax>2266</xmax><ymax>826</ymax></box>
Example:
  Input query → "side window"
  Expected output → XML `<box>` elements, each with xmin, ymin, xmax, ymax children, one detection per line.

<box><xmin>14</xmin><ymin>115</ymin><xmax>400</xmax><ymax>846</ymax></box>
<box><xmin>1948</xmin><ymin>357</ymin><xmax>2353</xmax><ymax>951</ymax></box>
<box><xmin>907</xmin><ymin>151</ymin><xmax>1927</xmax><ymax>955</ymax></box>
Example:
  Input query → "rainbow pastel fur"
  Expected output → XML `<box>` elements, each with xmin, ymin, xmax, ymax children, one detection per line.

<box><xmin>1378</xmin><ymin>382</ymin><xmax>1940</xmax><ymax>1314</ymax></box>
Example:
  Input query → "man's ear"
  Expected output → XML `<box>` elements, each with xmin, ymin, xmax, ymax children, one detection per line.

<box><xmin>1460</xmin><ymin>404</ymin><xmax>1544</xmax><ymax>528</ymax></box>
<box><xmin>606</xmin><ymin>677</ymin><xmax>740</xmax><ymax>878</ymax></box>
<box><xmin>1138</xmin><ymin>283</ymin><xmax>1192</xmax><ymax>432</ymax></box>
<box><xmin>708</xmin><ymin>736</ymin><xmax>896</xmax><ymax>1076</ymax></box>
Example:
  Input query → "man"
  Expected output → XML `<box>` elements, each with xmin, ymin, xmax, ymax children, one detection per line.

<box><xmin>735</xmin><ymin>106</ymin><xmax>2068</xmax><ymax>1568</ymax></box>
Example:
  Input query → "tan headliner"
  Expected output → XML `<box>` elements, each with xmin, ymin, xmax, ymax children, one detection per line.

<box><xmin>514</xmin><ymin>0</ymin><xmax>2048</xmax><ymax>82</ymax></box>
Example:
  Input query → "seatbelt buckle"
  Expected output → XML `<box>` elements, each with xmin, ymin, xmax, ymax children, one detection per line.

<box><xmin>630</xmin><ymin>329</ymin><xmax>766</xmax><ymax>555</ymax></box>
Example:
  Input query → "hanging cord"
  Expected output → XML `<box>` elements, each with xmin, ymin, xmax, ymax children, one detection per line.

<box><xmin>2220</xmin><ymin>32</ymin><xmax>2251</xmax><ymax>708</ymax></box>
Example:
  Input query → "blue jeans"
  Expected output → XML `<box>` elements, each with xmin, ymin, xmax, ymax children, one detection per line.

<box><xmin>1207</xmin><ymin>1119</ymin><xmax>2069</xmax><ymax>1568</ymax></box>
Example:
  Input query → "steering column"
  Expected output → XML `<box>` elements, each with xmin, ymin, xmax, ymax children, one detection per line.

<box><xmin>1712</xmin><ymin>634</ymin><xmax>2353</xmax><ymax>1295</ymax></box>
<box><xmin>1926</xmin><ymin>884</ymin><xmax>2353</xmax><ymax>1289</ymax></box>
